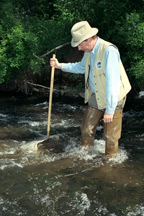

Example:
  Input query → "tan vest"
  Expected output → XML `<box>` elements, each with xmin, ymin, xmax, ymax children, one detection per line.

<box><xmin>85</xmin><ymin>39</ymin><xmax>131</xmax><ymax>109</ymax></box>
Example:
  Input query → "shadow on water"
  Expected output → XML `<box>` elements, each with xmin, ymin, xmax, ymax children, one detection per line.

<box><xmin>0</xmin><ymin>96</ymin><xmax>144</xmax><ymax>216</ymax></box>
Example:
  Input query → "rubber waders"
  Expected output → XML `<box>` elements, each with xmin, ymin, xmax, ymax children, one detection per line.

<box><xmin>104</xmin><ymin>109</ymin><xmax>123</xmax><ymax>157</ymax></box>
<box><xmin>81</xmin><ymin>107</ymin><xmax>123</xmax><ymax>157</ymax></box>
<box><xmin>80</xmin><ymin>107</ymin><xmax>103</xmax><ymax>146</ymax></box>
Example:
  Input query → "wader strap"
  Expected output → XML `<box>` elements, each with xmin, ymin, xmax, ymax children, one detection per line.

<box><xmin>86</xmin><ymin>65</ymin><xmax>90</xmax><ymax>89</ymax></box>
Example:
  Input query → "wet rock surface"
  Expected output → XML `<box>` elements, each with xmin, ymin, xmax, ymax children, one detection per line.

<box><xmin>37</xmin><ymin>137</ymin><xmax>68</xmax><ymax>153</ymax></box>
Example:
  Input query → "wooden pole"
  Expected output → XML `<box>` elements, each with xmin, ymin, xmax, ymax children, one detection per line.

<box><xmin>47</xmin><ymin>54</ymin><xmax>56</xmax><ymax>139</ymax></box>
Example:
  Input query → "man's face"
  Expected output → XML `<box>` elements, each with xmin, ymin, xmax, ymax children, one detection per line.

<box><xmin>78</xmin><ymin>38</ymin><xmax>93</xmax><ymax>52</ymax></box>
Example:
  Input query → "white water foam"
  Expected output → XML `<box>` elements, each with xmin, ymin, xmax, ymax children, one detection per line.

<box><xmin>0</xmin><ymin>158</ymin><xmax>23</xmax><ymax>170</ymax></box>
<box><xmin>19</xmin><ymin>140</ymin><xmax>39</xmax><ymax>153</ymax></box>
<box><xmin>0</xmin><ymin>136</ymin><xmax>129</xmax><ymax>170</ymax></box>
<box><xmin>40</xmin><ymin>194</ymin><xmax>54</xmax><ymax>208</ymax></box>
<box><xmin>0</xmin><ymin>197</ymin><xmax>4</xmax><ymax>205</ymax></box>
<box><xmin>0</xmin><ymin>149</ymin><xmax>16</xmax><ymax>155</ymax></box>
<box><xmin>19</xmin><ymin>137</ymin><xmax>129</xmax><ymax>168</ymax></box>
<box><xmin>54</xmin><ymin>103</ymin><xmax>78</xmax><ymax>112</ymax></box>
<box><xmin>92</xmin><ymin>200</ymin><xmax>144</xmax><ymax>216</ymax></box>
<box><xmin>19</xmin><ymin>139</ymin><xmax>64</xmax><ymax>165</ymax></box>
<box><xmin>51</xmin><ymin>119</ymin><xmax>78</xmax><ymax>128</ymax></box>
<box><xmin>65</xmin><ymin>139</ymin><xmax>128</xmax><ymax>165</ymax></box>
<box><xmin>93</xmin><ymin>199</ymin><xmax>109</xmax><ymax>215</ymax></box>
<box><xmin>18</xmin><ymin>116</ymin><xmax>79</xmax><ymax>129</ymax></box>
<box><xmin>72</xmin><ymin>192</ymin><xmax>91</xmax><ymax>215</ymax></box>
<box><xmin>0</xmin><ymin>113</ymin><xmax>8</xmax><ymax>118</ymax></box>
<box><xmin>34</xmin><ymin>101</ymin><xmax>48</xmax><ymax>109</ymax></box>
<box><xmin>138</xmin><ymin>91</ymin><xmax>144</xmax><ymax>98</ymax></box>
<box><xmin>18</xmin><ymin>119</ymin><xmax>47</xmax><ymax>127</ymax></box>
<box><xmin>106</xmin><ymin>148</ymin><xmax>129</xmax><ymax>165</ymax></box>
<box><xmin>126</xmin><ymin>204</ymin><xmax>144</xmax><ymax>216</ymax></box>
<box><xmin>0</xmin><ymin>196</ymin><xmax>27</xmax><ymax>215</ymax></box>
<box><xmin>0</xmin><ymin>113</ymin><xmax>10</xmax><ymax>122</ymax></box>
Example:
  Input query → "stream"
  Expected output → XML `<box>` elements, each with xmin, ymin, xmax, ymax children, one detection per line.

<box><xmin>0</xmin><ymin>95</ymin><xmax>144</xmax><ymax>216</ymax></box>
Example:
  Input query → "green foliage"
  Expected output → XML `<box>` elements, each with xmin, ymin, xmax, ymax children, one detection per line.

<box><xmin>0</xmin><ymin>23</ymin><xmax>40</xmax><ymax>82</ymax></box>
<box><xmin>0</xmin><ymin>45</ymin><xmax>7</xmax><ymax>84</ymax></box>
<box><xmin>13</xmin><ymin>0</ymin><xmax>55</xmax><ymax>18</ymax></box>
<box><xmin>131</xmin><ymin>59</ymin><xmax>144</xmax><ymax>87</ymax></box>
<box><xmin>122</xmin><ymin>12</ymin><xmax>144</xmax><ymax>87</ymax></box>
<box><xmin>54</xmin><ymin>0</ymin><xmax>91</xmax><ymax>22</ymax></box>
<box><xmin>0</xmin><ymin>0</ymin><xmax>144</xmax><ymax>89</ymax></box>
<box><xmin>29</xmin><ymin>18</ymin><xmax>71</xmax><ymax>55</ymax></box>
<box><xmin>53</xmin><ymin>0</ymin><xmax>144</xmax><ymax>88</ymax></box>
<box><xmin>0</xmin><ymin>1</ymin><xmax>72</xmax><ymax>85</ymax></box>
<box><xmin>0</xmin><ymin>2</ymin><xmax>44</xmax><ymax>84</ymax></box>
<box><xmin>125</xmin><ymin>13</ymin><xmax>144</xmax><ymax>49</ymax></box>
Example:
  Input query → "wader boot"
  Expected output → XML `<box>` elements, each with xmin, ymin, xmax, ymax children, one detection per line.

<box><xmin>80</xmin><ymin>107</ymin><xmax>103</xmax><ymax>146</ymax></box>
<box><xmin>104</xmin><ymin>109</ymin><xmax>123</xmax><ymax>157</ymax></box>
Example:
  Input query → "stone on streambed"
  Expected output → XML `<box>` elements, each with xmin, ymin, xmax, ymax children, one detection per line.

<box><xmin>35</xmin><ymin>135</ymin><xmax>67</xmax><ymax>153</ymax></box>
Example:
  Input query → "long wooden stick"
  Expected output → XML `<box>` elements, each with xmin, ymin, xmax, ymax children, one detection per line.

<box><xmin>47</xmin><ymin>54</ymin><xmax>56</xmax><ymax>139</ymax></box>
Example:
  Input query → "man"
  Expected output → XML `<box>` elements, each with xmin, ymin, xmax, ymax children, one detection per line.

<box><xmin>50</xmin><ymin>21</ymin><xmax>131</xmax><ymax>157</ymax></box>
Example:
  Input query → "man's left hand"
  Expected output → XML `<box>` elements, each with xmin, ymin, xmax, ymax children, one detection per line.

<box><xmin>103</xmin><ymin>112</ymin><xmax>114</xmax><ymax>123</ymax></box>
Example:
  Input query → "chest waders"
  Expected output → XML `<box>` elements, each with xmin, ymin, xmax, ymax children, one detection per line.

<box><xmin>80</xmin><ymin>95</ymin><xmax>125</xmax><ymax>157</ymax></box>
<box><xmin>82</xmin><ymin>39</ymin><xmax>130</xmax><ymax>157</ymax></box>
<box><xmin>104</xmin><ymin>109</ymin><xmax>123</xmax><ymax>156</ymax></box>
<box><xmin>80</xmin><ymin>107</ymin><xmax>103</xmax><ymax>146</ymax></box>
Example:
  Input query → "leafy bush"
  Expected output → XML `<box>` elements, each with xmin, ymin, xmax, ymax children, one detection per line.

<box><xmin>123</xmin><ymin>13</ymin><xmax>144</xmax><ymax>87</ymax></box>
<box><xmin>0</xmin><ymin>0</ymin><xmax>144</xmax><ymax>90</ymax></box>
<box><xmin>131</xmin><ymin>59</ymin><xmax>144</xmax><ymax>88</ymax></box>
<box><xmin>53</xmin><ymin>0</ymin><xmax>144</xmax><ymax>89</ymax></box>
<box><xmin>0</xmin><ymin>1</ymin><xmax>72</xmax><ymax>85</ymax></box>
<box><xmin>0</xmin><ymin>2</ymin><xmax>43</xmax><ymax>84</ymax></box>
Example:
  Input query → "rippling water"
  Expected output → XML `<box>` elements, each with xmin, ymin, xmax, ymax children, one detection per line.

<box><xmin>0</xmin><ymin>96</ymin><xmax>144</xmax><ymax>216</ymax></box>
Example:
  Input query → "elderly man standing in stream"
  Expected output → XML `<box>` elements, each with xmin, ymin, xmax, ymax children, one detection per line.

<box><xmin>50</xmin><ymin>21</ymin><xmax>131</xmax><ymax>157</ymax></box>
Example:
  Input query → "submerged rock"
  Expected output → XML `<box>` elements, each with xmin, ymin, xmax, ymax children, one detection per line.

<box><xmin>36</xmin><ymin>136</ymin><xmax>67</xmax><ymax>153</ymax></box>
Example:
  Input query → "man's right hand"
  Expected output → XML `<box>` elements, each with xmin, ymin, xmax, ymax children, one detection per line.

<box><xmin>50</xmin><ymin>58</ymin><xmax>62</xmax><ymax>69</ymax></box>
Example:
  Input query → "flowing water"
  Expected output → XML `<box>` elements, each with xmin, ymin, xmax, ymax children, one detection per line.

<box><xmin>0</xmin><ymin>95</ymin><xmax>144</xmax><ymax>216</ymax></box>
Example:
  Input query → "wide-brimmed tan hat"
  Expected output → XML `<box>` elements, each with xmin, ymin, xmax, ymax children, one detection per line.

<box><xmin>71</xmin><ymin>21</ymin><xmax>98</xmax><ymax>47</ymax></box>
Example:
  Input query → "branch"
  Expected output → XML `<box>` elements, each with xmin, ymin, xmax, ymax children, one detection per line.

<box><xmin>26</xmin><ymin>81</ymin><xmax>69</xmax><ymax>93</ymax></box>
<box><xmin>38</xmin><ymin>42</ymin><xmax>70</xmax><ymax>59</ymax></box>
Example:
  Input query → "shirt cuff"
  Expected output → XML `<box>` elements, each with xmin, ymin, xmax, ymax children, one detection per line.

<box><xmin>61</xmin><ymin>63</ymin><xmax>68</xmax><ymax>71</ymax></box>
<box><xmin>105</xmin><ymin>107</ymin><xmax>115</xmax><ymax>115</ymax></box>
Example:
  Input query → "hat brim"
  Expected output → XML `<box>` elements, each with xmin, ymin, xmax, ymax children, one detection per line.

<box><xmin>71</xmin><ymin>28</ymin><xmax>98</xmax><ymax>47</ymax></box>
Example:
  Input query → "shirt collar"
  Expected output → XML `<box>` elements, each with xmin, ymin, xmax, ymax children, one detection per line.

<box><xmin>90</xmin><ymin>37</ymin><xmax>101</xmax><ymax>55</ymax></box>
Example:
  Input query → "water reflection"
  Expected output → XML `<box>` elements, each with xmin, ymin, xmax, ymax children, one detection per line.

<box><xmin>0</xmin><ymin>96</ymin><xmax>144</xmax><ymax>215</ymax></box>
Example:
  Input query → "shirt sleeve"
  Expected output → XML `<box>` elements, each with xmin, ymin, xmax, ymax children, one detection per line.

<box><xmin>61</xmin><ymin>55</ymin><xmax>85</xmax><ymax>74</ymax></box>
<box><xmin>105</xmin><ymin>46</ymin><xmax>121</xmax><ymax>114</ymax></box>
